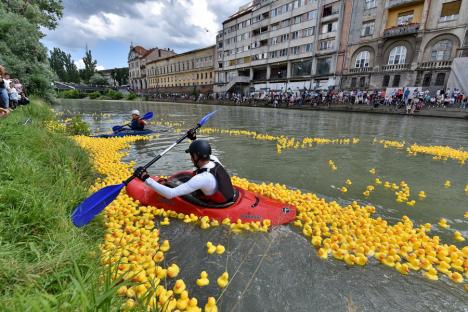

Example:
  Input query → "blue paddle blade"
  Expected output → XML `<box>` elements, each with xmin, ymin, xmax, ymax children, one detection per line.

<box><xmin>198</xmin><ymin>110</ymin><xmax>218</xmax><ymax>126</ymax></box>
<box><xmin>142</xmin><ymin>112</ymin><xmax>153</xmax><ymax>120</ymax></box>
<box><xmin>71</xmin><ymin>183</ymin><xmax>125</xmax><ymax>227</ymax></box>
<box><xmin>112</xmin><ymin>125</ymin><xmax>123</xmax><ymax>132</ymax></box>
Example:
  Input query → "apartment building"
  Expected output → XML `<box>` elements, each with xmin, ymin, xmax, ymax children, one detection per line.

<box><xmin>341</xmin><ymin>0</ymin><xmax>468</xmax><ymax>91</ymax></box>
<box><xmin>128</xmin><ymin>44</ymin><xmax>176</xmax><ymax>91</ymax></box>
<box><xmin>214</xmin><ymin>0</ymin><xmax>345</xmax><ymax>95</ymax></box>
<box><xmin>146</xmin><ymin>46</ymin><xmax>215</xmax><ymax>94</ymax></box>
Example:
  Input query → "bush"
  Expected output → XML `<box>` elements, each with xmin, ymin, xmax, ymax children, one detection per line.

<box><xmin>106</xmin><ymin>90</ymin><xmax>124</xmax><ymax>100</ymax></box>
<box><xmin>126</xmin><ymin>92</ymin><xmax>138</xmax><ymax>101</ymax></box>
<box><xmin>88</xmin><ymin>91</ymin><xmax>101</xmax><ymax>99</ymax></box>
<box><xmin>66</xmin><ymin>115</ymin><xmax>91</xmax><ymax>136</ymax></box>
<box><xmin>59</xmin><ymin>89</ymin><xmax>86</xmax><ymax>99</ymax></box>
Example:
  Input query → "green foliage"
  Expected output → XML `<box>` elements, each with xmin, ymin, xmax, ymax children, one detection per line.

<box><xmin>49</xmin><ymin>47</ymin><xmax>80</xmax><ymax>83</ymax></box>
<box><xmin>126</xmin><ymin>92</ymin><xmax>138</xmax><ymax>101</ymax></box>
<box><xmin>111</xmin><ymin>68</ymin><xmax>129</xmax><ymax>86</ymax></box>
<box><xmin>106</xmin><ymin>90</ymin><xmax>124</xmax><ymax>100</ymax></box>
<box><xmin>79</xmin><ymin>49</ymin><xmax>97</xmax><ymax>84</ymax></box>
<box><xmin>0</xmin><ymin>0</ymin><xmax>63</xmax><ymax>30</ymax></box>
<box><xmin>58</xmin><ymin>89</ymin><xmax>87</xmax><ymax>99</ymax></box>
<box><xmin>0</xmin><ymin>99</ymin><xmax>111</xmax><ymax>309</ymax></box>
<box><xmin>88</xmin><ymin>91</ymin><xmax>101</xmax><ymax>99</ymax></box>
<box><xmin>89</xmin><ymin>73</ymin><xmax>109</xmax><ymax>86</ymax></box>
<box><xmin>66</xmin><ymin>115</ymin><xmax>91</xmax><ymax>136</ymax></box>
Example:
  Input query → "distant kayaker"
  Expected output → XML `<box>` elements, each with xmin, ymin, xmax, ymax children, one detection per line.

<box><xmin>130</xmin><ymin>110</ymin><xmax>146</xmax><ymax>130</ymax></box>
<box><xmin>134</xmin><ymin>134</ymin><xmax>235</xmax><ymax>205</ymax></box>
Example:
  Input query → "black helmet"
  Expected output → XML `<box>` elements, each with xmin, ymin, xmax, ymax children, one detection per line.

<box><xmin>185</xmin><ymin>140</ymin><xmax>211</xmax><ymax>160</ymax></box>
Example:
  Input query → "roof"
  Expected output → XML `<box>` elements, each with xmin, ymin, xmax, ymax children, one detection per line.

<box><xmin>146</xmin><ymin>45</ymin><xmax>215</xmax><ymax>65</ymax></box>
<box><xmin>223</xmin><ymin>1</ymin><xmax>255</xmax><ymax>24</ymax></box>
<box><xmin>132</xmin><ymin>45</ymin><xmax>148</xmax><ymax>56</ymax></box>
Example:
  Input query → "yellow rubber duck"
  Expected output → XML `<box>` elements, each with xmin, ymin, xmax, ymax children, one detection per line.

<box><xmin>217</xmin><ymin>272</ymin><xmax>229</xmax><ymax>288</ymax></box>
<box><xmin>424</xmin><ymin>267</ymin><xmax>438</xmax><ymax>281</ymax></box>
<box><xmin>363</xmin><ymin>190</ymin><xmax>370</xmax><ymax>197</ymax></box>
<box><xmin>153</xmin><ymin>251</ymin><xmax>165</xmax><ymax>263</ymax></box>
<box><xmin>406</xmin><ymin>200</ymin><xmax>416</xmax><ymax>207</ymax></box>
<box><xmin>311</xmin><ymin>236</ymin><xmax>322</xmax><ymax>247</ymax></box>
<box><xmin>196</xmin><ymin>271</ymin><xmax>209</xmax><ymax>287</ymax></box>
<box><xmin>340</xmin><ymin>186</ymin><xmax>348</xmax><ymax>193</ymax></box>
<box><xmin>454</xmin><ymin>231</ymin><xmax>465</xmax><ymax>242</ymax></box>
<box><xmin>186</xmin><ymin>298</ymin><xmax>202</xmax><ymax>312</ymax></box>
<box><xmin>216</xmin><ymin>244</ymin><xmax>225</xmax><ymax>255</ymax></box>
<box><xmin>369</xmin><ymin>168</ymin><xmax>376</xmax><ymax>175</ymax></box>
<box><xmin>206</xmin><ymin>242</ymin><xmax>216</xmax><ymax>254</ymax></box>
<box><xmin>355</xmin><ymin>254</ymin><xmax>367</xmax><ymax>266</ymax></box>
<box><xmin>317</xmin><ymin>248</ymin><xmax>328</xmax><ymax>260</ymax></box>
<box><xmin>418</xmin><ymin>191</ymin><xmax>426</xmax><ymax>200</ymax></box>
<box><xmin>176</xmin><ymin>290</ymin><xmax>189</xmax><ymax>310</ymax></box>
<box><xmin>204</xmin><ymin>297</ymin><xmax>218</xmax><ymax>312</ymax></box>
<box><xmin>345</xmin><ymin>179</ymin><xmax>352</xmax><ymax>185</ymax></box>
<box><xmin>160</xmin><ymin>240</ymin><xmax>170</xmax><ymax>252</ymax></box>
<box><xmin>438</xmin><ymin>218</ymin><xmax>450</xmax><ymax>229</ymax></box>
<box><xmin>464</xmin><ymin>211</ymin><xmax>468</xmax><ymax>218</ymax></box>
<box><xmin>167</xmin><ymin>263</ymin><xmax>180</xmax><ymax>278</ymax></box>
<box><xmin>374</xmin><ymin>178</ymin><xmax>382</xmax><ymax>185</ymax></box>
<box><xmin>395</xmin><ymin>262</ymin><xmax>410</xmax><ymax>275</ymax></box>
<box><xmin>450</xmin><ymin>272</ymin><xmax>464</xmax><ymax>283</ymax></box>
<box><xmin>444</xmin><ymin>180</ymin><xmax>451</xmax><ymax>188</ymax></box>
<box><xmin>436</xmin><ymin>261</ymin><xmax>451</xmax><ymax>275</ymax></box>
<box><xmin>160</xmin><ymin>217</ymin><xmax>170</xmax><ymax>226</ymax></box>
<box><xmin>173</xmin><ymin>279</ymin><xmax>186</xmax><ymax>294</ymax></box>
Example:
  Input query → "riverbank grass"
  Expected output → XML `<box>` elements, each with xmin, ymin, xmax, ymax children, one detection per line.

<box><xmin>0</xmin><ymin>99</ymin><xmax>119</xmax><ymax>310</ymax></box>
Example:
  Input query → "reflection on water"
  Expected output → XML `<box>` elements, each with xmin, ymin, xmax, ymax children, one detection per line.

<box><xmin>56</xmin><ymin>99</ymin><xmax>468</xmax><ymax>311</ymax></box>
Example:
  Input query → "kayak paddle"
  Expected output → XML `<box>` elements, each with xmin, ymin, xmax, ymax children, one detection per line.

<box><xmin>71</xmin><ymin>110</ymin><xmax>218</xmax><ymax>227</ymax></box>
<box><xmin>112</xmin><ymin>111</ymin><xmax>154</xmax><ymax>133</ymax></box>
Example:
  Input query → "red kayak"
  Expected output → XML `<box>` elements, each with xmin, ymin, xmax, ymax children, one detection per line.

<box><xmin>126</xmin><ymin>171</ymin><xmax>296</xmax><ymax>226</ymax></box>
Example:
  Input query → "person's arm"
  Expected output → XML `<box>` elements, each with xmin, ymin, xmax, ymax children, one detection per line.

<box><xmin>144</xmin><ymin>174</ymin><xmax>209</xmax><ymax>199</ymax></box>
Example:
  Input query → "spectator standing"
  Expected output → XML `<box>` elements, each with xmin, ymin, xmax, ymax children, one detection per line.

<box><xmin>0</xmin><ymin>65</ymin><xmax>10</xmax><ymax>110</ymax></box>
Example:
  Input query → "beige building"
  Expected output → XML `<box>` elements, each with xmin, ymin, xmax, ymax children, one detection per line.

<box><xmin>341</xmin><ymin>0</ymin><xmax>468</xmax><ymax>92</ymax></box>
<box><xmin>128</xmin><ymin>45</ymin><xmax>176</xmax><ymax>91</ymax></box>
<box><xmin>146</xmin><ymin>46</ymin><xmax>215</xmax><ymax>94</ymax></box>
<box><xmin>214</xmin><ymin>0</ymin><xmax>347</xmax><ymax>95</ymax></box>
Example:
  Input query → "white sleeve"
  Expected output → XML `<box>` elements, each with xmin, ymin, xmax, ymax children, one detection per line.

<box><xmin>144</xmin><ymin>175</ymin><xmax>210</xmax><ymax>199</ymax></box>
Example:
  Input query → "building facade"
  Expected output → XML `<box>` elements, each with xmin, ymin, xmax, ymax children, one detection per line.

<box><xmin>341</xmin><ymin>0</ymin><xmax>468</xmax><ymax>92</ymax></box>
<box><xmin>146</xmin><ymin>46</ymin><xmax>215</xmax><ymax>95</ymax></box>
<box><xmin>214</xmin><ymin>0</ymin><xmax>347</xmax><ymax>95</ymax></box>
<box><xmin>128</xmin><ymin>45</ymin><xmax>176</xmax><ymax>92</ymax></box>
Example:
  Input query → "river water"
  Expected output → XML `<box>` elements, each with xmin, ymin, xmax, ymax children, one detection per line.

<box><xmin>57</xmin><ymin>99</ymin><xmax>467</xmax><ymax>311</ymax></box>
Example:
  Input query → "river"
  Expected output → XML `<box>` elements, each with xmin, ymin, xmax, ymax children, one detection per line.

<box><xmin>56</xmin><ymin>99</ymin><xmax>468</xmax><ymax>311</ymax></box>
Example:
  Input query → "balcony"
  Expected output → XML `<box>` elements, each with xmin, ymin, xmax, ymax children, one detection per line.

<box><xmin>418</xmin><ymin>60</ymin><xmax>452</xmax><ymax>69</ymax></box>
<box><xmin>381</xmin><ymin>63</ymin><xmax>411</xmax><ymax>71</ymax></box>
<box><xmin>385</xmin><ymin>0</ymin><xmax>423</xmax><ymax>9</ymax></box>
<box><xmin>349</xmin><ymin>67</ymin><xmax>373</xmax><ymax>73</ymax></box>
<box><xmin>383</xmin><ymin>23</ymin><xmax>419</xmax><ymax>38</ymax></box>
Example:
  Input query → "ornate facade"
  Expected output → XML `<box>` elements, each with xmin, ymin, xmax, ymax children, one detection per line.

<box><xmin>341</xmin><ymin>0</ymin><xmax>468</xmax><ymax>92</ymax></box>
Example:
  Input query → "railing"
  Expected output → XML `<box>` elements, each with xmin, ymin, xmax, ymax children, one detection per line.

<box><xmin>418</xmin><ymin>60</ymin><xmax>452</xmax><ymax>69</ymax></box>
<box><xmin>381</xmin><ymin>63</ymin><xmax>411</xmax><ymax>71</ymax></box>
<box><xmin>383</xmin><ymin>23</ymin><xmax>419</xmax><ymax>38</ymax></box>
<box><xmin>386</xmin><ymin>0</ymin><xmax>423</xmax><ymax>9</ymax></box>
<box><xmin>349</xmin><ymin>67</ymin><xmax>372</xmax><ymax>73</ymax></box>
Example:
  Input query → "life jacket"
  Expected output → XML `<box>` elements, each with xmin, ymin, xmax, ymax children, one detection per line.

<box><xmin>193</xmin><ymin>162</ymin><xmax>235</xmax><ymax>204</ymax></box>
<box><xmin>130</xmin><ymin>118</ymin><xmax>145</xmax><ymax>130</ymax></box>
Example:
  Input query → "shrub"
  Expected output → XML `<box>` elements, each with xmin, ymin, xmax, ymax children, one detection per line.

<box><xmin>106</xmin><ymin>90</ymin><xmax>124</xmax><ymax>100</ymax></box>
<box><xmin>88</xmin><ymin>91</ymin><xmax>101</xmax><ymax>99</ymax></box>
<box><xmin>126</xmin><ymin>92</ymin><xmax>138</xmax><ymax>101</ymax></box>
<box><xmin>66</xmin><ymin>115</ymin><xmax>91</xmax><ymax>136</ymax></box>
<box><xmin>60</xmin><ymin>89</ymin><xmax>86</xmax><ymax>99</ymax></box>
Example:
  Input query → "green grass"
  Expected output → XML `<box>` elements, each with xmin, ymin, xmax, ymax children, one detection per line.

<box><xmin>0</xmin><ymin>99</ymin><xmax>124</xmax><ymax>310</ymax></box>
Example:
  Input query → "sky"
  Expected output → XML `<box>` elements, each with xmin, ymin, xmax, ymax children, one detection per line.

<box><xmin>42</xmin><ymin>0</ymin><xmax>249</xmax><ymax>70</ymax></box>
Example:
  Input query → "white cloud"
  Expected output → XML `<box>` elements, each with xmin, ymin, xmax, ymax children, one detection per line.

<box><xmin>96</xmin><ymin>65</ymin><xmax>105</xmax><ymax>70</ymax></box>
<box><xmin>44</xmin><ymin>0</ymin><xmax>248</xmax><ymax>52</ymax></box>
<box><xmin>74</xmin><ymin>59</ymin><xmax>85</xmax><ymax>69</ymax></box>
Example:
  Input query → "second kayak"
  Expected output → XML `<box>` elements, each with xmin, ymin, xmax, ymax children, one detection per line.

<box><xmin>92</xmin><ymin>129</ymin><xmax>156</xmax><ymax>138</ymax></box>
<box><xmin>126</xmin><ymin>171</ymin><xmax>296</xmax><ymax>226</ymax></box>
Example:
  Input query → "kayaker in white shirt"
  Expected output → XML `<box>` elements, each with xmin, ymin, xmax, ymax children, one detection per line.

<box><xmin>134</xmin><ymin>134</ymin><xmax>235</xmax><ymax>204</ymax></box>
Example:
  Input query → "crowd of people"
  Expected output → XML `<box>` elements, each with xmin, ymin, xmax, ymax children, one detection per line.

<box><xmin>0</xmin><ymin>65</ymin><xmax>29</xmax><ymax>117</ymax></box>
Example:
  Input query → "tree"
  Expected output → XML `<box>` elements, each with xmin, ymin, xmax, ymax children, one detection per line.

<box><xmin>63</xmin><ymin>53</ymin><xmax>80</xmax><ymax>83</ymax></box>
<box><xmin>89</xmin><ymin>73</ymin><xmax>108</xmax><ymax>86</ymax></box>
<box><xmin>48</xmin><ymin>47</ymin><xmax>81</xmax><ymax>83</ymax></box>
<box><xmin>0</xmin><ymin>3</ymin><xmax>61</xmax><ymax>96</ymax></box>
<box><xmin>115</xmin><ymin>68</ymin><xmax>129</xmax><ymax>86</ymax></box>
<box><xmin>79</xmin><ymin>49</ymin><xmax>97</xmax><ymax>84</ymax></box>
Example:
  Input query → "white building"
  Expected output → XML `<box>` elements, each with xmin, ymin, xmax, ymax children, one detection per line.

<box><xmin>214</xmin><ymin>0</ymin><xmax>344</xmax><ymax>95</ymax></box>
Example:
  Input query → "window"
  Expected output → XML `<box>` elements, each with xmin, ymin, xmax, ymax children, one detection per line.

<box><xmin>431</xmin><ymin>40</ymin><xmax>453</xmax><ymax>61</ymax></box>
<box><xmin>435</xmin><ymin>73</ymin><xmax>446</xmax><ymax>85</ymax></box>
<box><xmin>351</xmin><ymin>77</ymin><xmax>357</xmax><ymax>88</ymax></box>
<box><xmin>392</xmin><ymin>75</ymin><xmax>401</xmax><ymax>87</ymax></box>
<box><xmin>307</xmin><ymin>10</ymin><xmax>317</xmax><ymax>20</ymax></box>
<box><xmin>388</xmin><ymin>46</ymin><xmax>407</xmax><ymax>64</ymax></box>
<box><xmin>382</xmin><ymin>75</ymin><xmax>390</xmax><ymax>87</ymax></box>
<box><xmin>292</xmin><ymin>60</ymin><xmax>312</xmax><ymax>76</ymax></box>
<box><xmin>279</xmin><ymin>48</ymin><xmax>288</xmax><ymax>57</ymax></box>
<box><xmin>365</xmin><ymin>0</ymin><xmax>376</xmax><ymax>9</ymax></box>
<box><xmin>319</xmin><ymin>39</ymin><xmax>335</xmax><ymax>50</ymax></box>
<box><xmin>291</xmin><ymin>46</ymin><xmax>300</xmax><ymax>55</ymax></box>
<box><xmin>321</xmin><ymin>21</ymin><xmax>337</xmax><ymax>33</ymax></box>
<box><xmin>361</xmin><ymin>20</ymin><xmax>375</xmax><ymax>37</ymax></box>
<box><xmin>397</xmin><ymin>11</ymin><xmax>414</xmax><ymax>26</ymax></box>
<box><xmin>422</xmin><ymin>73</ymin><xmax>431</xmax><ymax>87</ymax></box>
<box><xmin>355</xmin><ymin>51</ymin><xmax>370</xmax><ymax>68</ymax></box>
<box><xmin>302</xmin><ymin>27</ymin><xmax>315</xmax><ymax>37</ymax></box>
<box><xmin>359</xmin><ymin>77</ymin><xmax>366</xmax><ymax>88</ymax></box>
<box><xmin>440</xmin><ymin>0</ymin><xmax>461</xmax><ymax>22</ymax></box>
<box><xmin>316</xmin><ymin>57</ymin><xmax>332</xmax><ymax>75</ymax></box>
<box><xmin>291</xmin><ymin>31</ymin><xmax>299</xmax><ymax>39</ymax></box>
